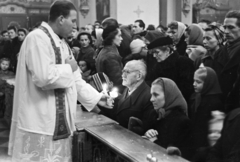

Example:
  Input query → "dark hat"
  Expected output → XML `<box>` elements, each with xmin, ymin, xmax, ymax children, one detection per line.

<box><xmin>102</xmin><ymin>26</ymin><xmax>118</xmax><ymax>40</ymax></box>
<box><xmin>147</xmin><ymin>36</ymin><xmax>173</xmax><ymax>49</ymax></box>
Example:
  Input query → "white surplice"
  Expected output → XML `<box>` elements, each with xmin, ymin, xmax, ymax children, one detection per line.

<box><xmin>8</xmin><ymin>22</ymin><xmax>102</xmax><ymax>161</ymax></box>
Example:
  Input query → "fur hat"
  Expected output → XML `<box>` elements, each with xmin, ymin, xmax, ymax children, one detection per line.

<box><xmin>147</xmin><ymin>36</ymin><xmax>173</xmax><ymax>49</ymax></box>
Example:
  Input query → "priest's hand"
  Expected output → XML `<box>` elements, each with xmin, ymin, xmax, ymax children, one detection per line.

<box><xmin>65</xmin><ymin>56</ymin><xmax>78</xmax><ymax>72</ymax></box>
<box><xmin>97</xmin><ymin>93</ymin><xmax>114</xmax><ymax>109</ymax></box>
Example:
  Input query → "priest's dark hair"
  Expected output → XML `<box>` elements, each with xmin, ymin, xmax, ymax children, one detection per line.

<box><xmin>49</xmin><ymin>1</ymin><xmax>76</xmax><ymax>22</ymax></box>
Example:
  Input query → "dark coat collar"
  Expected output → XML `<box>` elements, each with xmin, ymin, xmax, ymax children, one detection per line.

<box><xmin>156</xmin><ymin>51</ymin><xmax>179</xmax><ymax>69</ymax></box>
<box><xmin>116</xmin><ymin>81</ymin><xmax>149</xmax><ymax>114</ymax></box>
<box><xmin>215</xmin><ymin>44</ymin><xmax>240</xmax><ymax>72</ymax></box>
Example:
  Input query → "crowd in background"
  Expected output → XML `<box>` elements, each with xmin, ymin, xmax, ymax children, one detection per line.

<box><xmin>1</xmin><ymin>8</ymin><xmax>240</xmax><ymax>162</ymax></box>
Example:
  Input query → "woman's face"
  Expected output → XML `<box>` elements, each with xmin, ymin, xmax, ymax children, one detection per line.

<box><xmin>18</xmin><ymin>31</ymin><xmax>26</xmax><ymax>42</ymax></box>
<box><xmin>193</xmin><ymin>72</ymin><xmax>204</xmax><ymax>93</ymax></box>
<box><xmin>150</xmin><ymin>84</ymin><xmax>165</xmax><ymax>110</ymax></box>
<box><xmin>113</xmin><ymin>29</ymin><xmax>123</xmax><ymax>46</ymax></box>
<box><xmin>203</xmin><ymin>30</ymin><xmax>219</xmax><ymax>51</ymax></box>
<box><xmin>184</xmin><ymin>31</ymin><xmax>190</xmax><ymax>45</ymax></box>
<box><xmin>79</xmin><ymin>35</ymin><xmax>90</xmax><ymax>47</ymax></box>
<box><xmin>167</xmin><ymin>28</ymin><xmax>178</xmax><ymax>44</ymax></box>
<box><xmin>208</xmin><ymin>121</ymin><xmax>223</xmax><ymax>146</ymax></box>
<box><xmin>79</xmin><ymin>61</ymin><xmax>88</xmax><ymax>72</ymax></box>
<box><xmin>152</xmin><ymin>48</ymin><xmax>170</xmax><ymax>62</ymax></box>
<box><xmin>0</xmin><ymin>60</ymin><xmax>10</xmax><ymax>71</ymax></box>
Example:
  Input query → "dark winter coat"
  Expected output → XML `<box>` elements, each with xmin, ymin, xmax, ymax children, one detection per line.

<box><xmin>194</xmin><ymin>50</ymin><xmax>215</xmax><ymax>70</ymax></box>
<box><xmin>95</xmin><ymin>45</ymin><xmax>123</xmax><ymax>92</ymax></box>
<box><xmin>212</xmin><ymin>44</ymin><xmax>240</xmax><ymax>112</ymax></box>
<box><xmin>149</xmin><ymin>51</ymin><xmax>195</xmax><ymax>101</ymax></box>
<box><xmin>114</xmin><ymin>81</ymin><xmax>155</xmax><ymax>132</ymax></box>
<box><xmin>207</xmin><ymin>108</ymin><xmax>240</xmax><ymax>162</ymax></box>
<box><xmin>152</xmin><ymin>109</ymin><xmax>191</xmax><ymax>159</ymax></box>
<box><xmin>189</xmin><ymin>94</ymin><xmax>223</xmax><ymax>151</ymax></box>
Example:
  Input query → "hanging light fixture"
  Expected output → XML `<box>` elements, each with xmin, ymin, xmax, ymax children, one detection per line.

<box><xmin>79</xmin><ymin>0</ymin><xmax>90</xmax><ymax>18</ymax></box>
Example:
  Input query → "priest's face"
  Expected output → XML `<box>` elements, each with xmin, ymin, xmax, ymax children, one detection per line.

<box><xmin>60</xmin><ymin>10</ymin><xmax>77</xmax><ymax>38</ymax></box>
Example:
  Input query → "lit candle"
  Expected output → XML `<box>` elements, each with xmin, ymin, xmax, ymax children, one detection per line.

<box><xmin>109</xmin><ymin>87</ymin><xmax>118</xmax><ymax>98</ymax></box>
<box><xmin>151</xmin><ymin>157</ymin><xmax>157</xmax><ymax>162</ymax></box>
<box><xmin>146</xmin><ymin>154</ymin><xmax>152</xmax><ymax>161</ymax></box>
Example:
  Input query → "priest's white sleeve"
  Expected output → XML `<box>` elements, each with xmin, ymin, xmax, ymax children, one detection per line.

<box><xmin>74</xmin><ymin>68</ymin><xmax>102</xmax><ymax>111</ymax></box>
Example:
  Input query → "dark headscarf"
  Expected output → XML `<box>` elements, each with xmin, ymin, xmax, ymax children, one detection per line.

<box><xmin>152</xmin><ymin>77</ymin><xmax>188</xmax><ymax>120</ymax></box>
<box><xmin>186</xmin><ymin>24</ymin><xmax>204</xmax><ymax>46</ymax></box>
<box><xmin>192</xmin><ymin>67</ymin><xmax>222</xmax><ymax>112</ymax></box>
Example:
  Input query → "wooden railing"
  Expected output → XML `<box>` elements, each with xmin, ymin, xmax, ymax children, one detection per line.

<box><xmin>74</xmin><ymin>108</ymin><xmax>189</xmax><ymax>162</ymax></box>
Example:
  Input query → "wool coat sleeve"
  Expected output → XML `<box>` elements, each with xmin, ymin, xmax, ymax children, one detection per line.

<box><xmin>103</xmin><ymin>55</ymin><xmax>123</xmax><ymax>87</ymax></box>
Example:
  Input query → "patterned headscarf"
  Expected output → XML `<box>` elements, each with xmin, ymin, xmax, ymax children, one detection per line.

<box><xmin>205</xmin><ymin>22</ymin><xmax>225</xmax><ymax>46</ymax></box>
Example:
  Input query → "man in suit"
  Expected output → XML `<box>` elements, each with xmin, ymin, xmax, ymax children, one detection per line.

<box><xmin>113</xmin><ymin>60</ymin><xmax>156</xmax><ymax>135</ymax></box>
<box><xmin>212</xmin><ymin>10</ymin><xmax>240</xmax><ymax>112</ymax></box>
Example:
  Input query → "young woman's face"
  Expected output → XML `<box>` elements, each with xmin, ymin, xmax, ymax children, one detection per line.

<box><xmin>193</xmin><ymin>72</ymin><xmax>204</xmax><ymax>93</ymax></box>
<box><xmin>184</xmin><ymin>31</ymin><xmax>190</xmax><ymax>45</ymax></box>
<box><xmin>0</xmin><ymin>60</ymin><xmax>10</xmax><ymax>71</ymax></box>
<box><xmin>167</xmin><ymin>28</ymin><xmax>178</xmax><ymax>44</ymax></box>
<box><xmin>79</xmin><ymin>35</ymin><xmax>90</xmax><ymax>47</ymax></box>
<box><xmin>79</xmin><ymin>61</ymin><xmax>87</xmax><ymax>72</ymax></box>
<box><xmin>203</xmin><ymin>30</ymin><xmax>219</xmax><ymax>51</ymax></box>
<box><xmin>113</xmin><ymin>29</ymin><xmax>123</xmax><ymax>47</ymax></box>
<box><xmin>18</xmin><ymin>31</ymin><xmax>26</xmax><ymax>42</ymax></box>
<box><xmin>150</xmin><ymin>84</ymin><xmax>165</xmax><ymax>110</ymax></box>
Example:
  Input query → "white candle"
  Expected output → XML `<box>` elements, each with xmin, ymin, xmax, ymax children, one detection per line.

<box><xmin>151</xmin><ymin>157</ymin><xmax>157</xmax><ymax>162</ymax></box>
<box><xmin>146</xmin><ymin>154</ymin><xmax>152</xmax><ymax>161</ymax></box>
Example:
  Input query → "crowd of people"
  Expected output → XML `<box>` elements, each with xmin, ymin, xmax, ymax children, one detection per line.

<box><xmin>1</xmin><ymin>1</ymin><xmax>240</xmax><ymax>162</ymax></box>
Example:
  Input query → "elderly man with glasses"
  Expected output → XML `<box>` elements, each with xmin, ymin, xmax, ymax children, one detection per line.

<box><xmin>110</xmin><ymin>59</ymin><xmax>156</xmax><ymax>135</ymax></box>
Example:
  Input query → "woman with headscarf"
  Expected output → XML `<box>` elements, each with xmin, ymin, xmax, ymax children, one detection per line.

<box><xmin>147</xmin><ymin>36</ymin><xmax>195</xmax><ymax>101</ymax></box>
<box><xmin>95</xmin><ymin>25</ymin><xmax>124</xmax><ymax>92</ymax></box>
<box><xmin>185</xmin><ymin>24</ymin><xmax>207</xmax><ymax>62</ymax></box>
<box><xmin>190</xmin><ymin>67</ymin><xmax>223</xmax><ymax>155</ymax></box>
<box><xmin>167</xmin><ymin>21</ymin><xmax>187</xmax><ymax>56</ymax></box>
<box><xmin>194</xmin><ymin>23</ymin><xmax>224</xmax><ymax>69</ymax></box>
<box><xmin>144</xmin><ymin>77</ymin><xmax>191</xmax><ymax>159</ymax></box>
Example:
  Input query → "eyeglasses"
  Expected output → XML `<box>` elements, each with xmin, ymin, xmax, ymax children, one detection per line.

<box><xmin>122</xmin><ymin>69</ymin><xmax>139</xmax><ymax>75</ymax></box>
